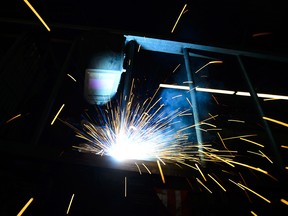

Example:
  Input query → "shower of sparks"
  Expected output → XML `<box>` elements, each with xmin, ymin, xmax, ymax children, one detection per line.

<box><xmin>6</xmin><ymin>114</ymin><xmax>21</xmax><ymax>123</ymax></box>
<box><xmin>51</xmin><ymin>104</ymin><xmax>65</xmax><ymax>125</ymax></box>
<box><xmin>17</xmin><ymin>197</ymin><xmax>33</xmax><ymax>216</ymax></box>
<box><xmin>194</xmin><ymin>60</ymin><xmax>223</xmax><ymax>74</ymax></box>
<box><xmin>281</xmin><ymin>145</ymin><xmax>288</xmax><ymax>149</ymax></box>
<box><xmin>171</xmin><ymin>4</ymin><xmax>187</xmax><ymax>33</ymax></box>
<box><xmin>66</xmin><ymin>193</ymin><xmax>75</xmax><ymax>214</ymax></box>
<box><xmin>23</xmin><ymin>0</ymin><xmax>50</xmax><ymax>31</ymax></box>
<box><xmin>157</xmin><ymin>160</ymin><xmax>165</xmax><ymax>184</ymax></box>
<box><xmin>60</xmin><ymin>76</ymin><xmax>287</xmax><ymax>206</ymax></box>
<box><xmin>63</xmin><ymin>80</ymin><xmax>202</xmax><ymax>163</ymax></box>
<box><xmin>263</xmin><ymin>116</ymin><xmax>288</xmax><ymax>127</ymax></box>
<box><xmin>67</xmin><ymin>74</ymin><xmax>77</xmax><ymax>82</ymax></box>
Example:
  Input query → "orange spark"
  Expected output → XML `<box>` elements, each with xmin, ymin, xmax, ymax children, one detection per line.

<box><xmin>194</xmin><ymin>60</ymin><xmax>223</xmax><ymax>74</ymax></box>
<box><xmin>6</xmin><ymin>114</ymin><xmax>21</xmax><ymax>123</ymax></box>
<box><xmin>17</xmin><ymin>198</ymin><xmax>34</xmax><ymax>216</ymax></box>
<box><xmin>23</xmin><ymin>0</ymin><xmax>50</xmax><ymax>31</ymax></box>
<box><xmin>196</xmin><ymin>178</ymin><xmax>212</xmax><ymax>193</ymax></box>
<box><xmin>195</xmin><ymin>163</ymin><xmax>206</xmax><ymax>181</ymax></box>
<box><xmin>217</xmin><ymin>132</ymin><xmax>228</xmax><ymax>150</ymax></box>
<box><xmin>135</xmin><ymin>162</ymin><xmax>142</xmax><ymax>175</ymax></box>
<box><xmin>66</xmin><ymin>194</ymin><xmax>75</xmax><ymax>214</ymax></box>
<box><xmin>51</xmin><ymin>104</ymin><xmax>65</xmax><ymax>125</ymax></box>
<box><xmin>238</xmin><ymin>183</ymin><xmax>271</xmax><ymax>203</ymax></box>
<box><xmin>142</xmin><ymin>163</ymin><xmax>151</xmax><ymax>174</ymax></box>
<box><xmin>250</xmin><ymin>210</ymin><xmax>258</xmax><ymax>216</ymax></box>
<box><xmin>280</xmin><ymin>198</ymin><xmax>288</xmax><ymax>205</ymax></box>
<box><xmin>222</xmin><ymin>134</ymin><xmax>257</xmax><ymax>141</ymax></box>
<box><xmin>208</xmin><ymin>174</ymin><xmax>226</xmax><ymax>191</ymax></box>
<box><xmin>171</xmin><ymin>4</ymin><xmax>187</xmax><ymax>33</ymax></box>
<box><xmin>157</xmin><ymin>160</ymin><xmax>165</xmax><ymax>184</ymax></box>
<box><xmin>263</xmin><ymin>116</ymin><xmax>288</xmax><ymax>127</ymax></box>
<box><xmin>240</xmin><ymin>138</ymin><xmax>264</xmax><ymax>148</ymax></box>
<box><xmin>252</xmin><ymin>32</ymin><xmax>272</xmax><ymax>37</ymax></box>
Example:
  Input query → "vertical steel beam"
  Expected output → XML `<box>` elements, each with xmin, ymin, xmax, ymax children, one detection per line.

<box><xmin>237</xmin><ymin>55</ymin><xmax>284</xmax><ymax>172</ymax></box>
<box><xmin>183</xmin><ymin>48</ymin><xmax>204</xmax><ymax>163</ymax></box>
<box><xmin>30</xmin><ymin>38</ymin><xmax>78</xmax><ymax>147</ymax></box>
<box><xmin>0</xmin><ymin>32</ymin><xmax>28</xmax><ymax>74</ymax></box>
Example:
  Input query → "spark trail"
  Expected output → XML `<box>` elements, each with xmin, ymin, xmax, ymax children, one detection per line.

<box><xmin>60</xmin><ymin>78</ymin><xmax>282</xmax><ymax>208</ymax></box>
<box><xmin>63</xmin><ymin>79</ymin><xmax>195</xmax><ymax>163</ymax></box>
<box><xmin>61</xmin><ymin>79</ymin><xmax>275</xmax><ymax>175</ymax></box>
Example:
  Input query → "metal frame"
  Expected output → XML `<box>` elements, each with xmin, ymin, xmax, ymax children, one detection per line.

<box><xmin>125</xmin><ymin>34</ymin><xmax>287</xmax><ymax>172</ymax></box>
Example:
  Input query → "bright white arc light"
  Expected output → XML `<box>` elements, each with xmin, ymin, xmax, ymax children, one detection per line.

<box><xmin>108</xmin><ymin>133</ymin><xmax>156</xmax><ymax>161</ymax></box>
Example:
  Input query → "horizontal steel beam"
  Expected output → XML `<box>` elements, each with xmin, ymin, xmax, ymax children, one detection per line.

<box><xmin>125</xmin><ymin>35</ymin><xmax>288</xmax><ymax>63</ymax></box>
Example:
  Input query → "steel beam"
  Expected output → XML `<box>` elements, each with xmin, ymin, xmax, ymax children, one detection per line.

<box><xmin>183</xmin><ymin>48</ymin><xmax>204</xmax><ymax>164</ymax></box>
<box><xmin>125</xmin><ymin>35</ymin><xmax>288</xmax><ymax>63</ymax></box>
<box><xmin>30</xmin><ymin>38</ymin><xmax>78</xmax><ymax>147</ymax></box>
<box><xmin>237</xmin><ymin>55</ymin><xmax>284</xmax><ymax>172</ymax></box>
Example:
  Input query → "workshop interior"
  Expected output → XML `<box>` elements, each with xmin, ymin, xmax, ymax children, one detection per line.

<box><xmin>0</xmin><ymin>1</ymin><xmax>288</xmax><ymax>215</ymax></box>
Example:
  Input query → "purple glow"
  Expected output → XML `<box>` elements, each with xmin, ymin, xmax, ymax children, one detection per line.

<box><xmin>89</xmin><ymin>78</ymin><xmax>114</xmax><ymax>90</ymax></box>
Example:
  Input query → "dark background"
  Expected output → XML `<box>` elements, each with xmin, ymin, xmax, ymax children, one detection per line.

<box><xmin>0</xmin><ymin>0</ymin><xmax>288</xmax><ymax>215</ymax></box>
